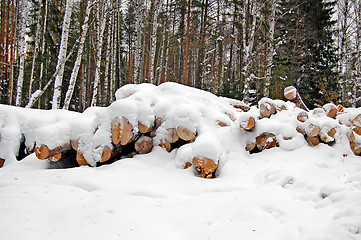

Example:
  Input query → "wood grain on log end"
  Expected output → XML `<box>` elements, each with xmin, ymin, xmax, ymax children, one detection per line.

<box><xmin>159</xmin><ymin>139</ymin><xmax>171</xmax><ymax>152</ymax></box>
<box><xmin>246</xmin><ymin>142</ymin><xmax>256</xmax><ymax>152</ymax></box>
<box><xmin>350</xmin><ymin>142</ymin><xmax>361</xmax><ymax>155</ymax></box>
<box><xmin>135</xmin><ymin>136</ymin><xmax>153</xmax><ymax>154</ymax></box>
<box><xmin>138</xmin><ymin>121</ymin><xmax>154</xmax><ymax>134</ymax></box>
<box><xmin>100</xmin><ymin>145</ymin><xmax>113</xmax><ymax>163</ymax></box>
<box><xmin>307</xmin><ymin>124</ymin><xmax>321</xmax><ymax>137</ymax></box>
<box><xmin>297</xmin><ymin>111</ymin><xmax>308</xmax><ymax>122</ymax></box>
<box><xmin>177</xmin><ymin>126</ymin><xmax>196</xmax><ymax>141</ymax></box>
<box><xmin>306</xmin><ymin>136</ymin><xmax>320</xmax><ymax>146</ymax></box>
<box><xmin>192</xmin><ymin>156</ymin><xmax>218</xmax><ymax>178</ymax></box>
<box><xmin>48</xmin><ymin>153</ymin><xmax>62</xmax><ymax>162</ymax></box>
<box><xmin>34</xmin><ymin>144</ymin><xmax>50</xmax><ymax>160</ymax></box>
<box><xmin>337</xmin><ymin>104</ymin><xmax>344</xmax><ymax>114</ymax></box>
<box><xmin>323</xmin><ymin>103</ymin><xmax>337</xmax><ymax>118</ymax></box>
<box><xmin>241</xmin><ymin>117</ymin><xmax>256</xmax><ymax>131</ymax></box>
<box><xmin>256</xmin><ymin>133</ymin><xmax>277</xmax><ymax>150</ymax></box>
<box><xmin>112</xmin><ymin>117</ymin><xmax>134</xmax><ymax>145</ymax></box>
<box><xmin>70</xmin><ymin>139</ymin><xmax>79</xmax><ymax>151</ymax></box>
<box><xmin>347</xmin><ymin>131</ymin><xmax>355</xmax><ymax>142</ymax></box>
<box><xmin>353</xmin><ymin>126</ymin><xmax>361</xmax><ymax>136</ymax></box>
<box><xmin>352</xmin><ymin>114</ymin><xmax>361</xmax><ymax>128</ymax></box>
<box><xmin>76</xmin><ymin>151</ymin><xmax>88</xmax><ymax>166</ymax></box>
<box><xmin>260</xmin><ymin>102</ymin><xmax>275</xmax><ymax>118</ymax></box>
<box><xmin>168</xmin><ymin>128</ymin><xmax>180</xmax><ymax>143</ymax></box>
<box><xmin>284</xmin><ymin>86</ymin><xmax>297</xmax><ymax>101</ymax></box>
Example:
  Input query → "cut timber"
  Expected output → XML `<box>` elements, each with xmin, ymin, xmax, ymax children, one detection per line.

<box><xmin>245</xmin><ymin>142</ymin><xmax>256</xmax><ymax>152</ymax></box>
<box><xmin>0</xmin><ymin>158</ymin><xmax>4</xmax><ymax>168</ymax></box>
<box><xmin>350</xmin><ymin>142</ymin><xmax>361</xmax><ymax>155</ymax></box>
<box><xmin>177</xmin><ymin>126</ymin><xmax>196</xmax><ymax>141</ymax></box>
<box><xmin>217</xmin><ymin>121</ymin><xmax>228</xmax><ymax>127</ymax></box>
<box><xmin>296</xmin><ymin>126</ymin><xmax>306</xmax><ymax>135</ymax></box>
<box><xmin>70</xmin><ymin>139</ymin><xmax>78</xmax><ymax>151</ymax></box>
<box><xmin>337</xmin><ymin>104</ymin><xmax>344</xmax><ymax>114</ymax></box>
<box><xmin>259</xmin><ymin>102</ymin><xmax>276</xmax><ymax>118</ymax></box>
<box><xmin>34</xmin><ymin>143</ymin><xmax>72</xmax><ymax>160</ymax></box>
<box><xmin>232</xmin><ymin>104</ymin><xmax>250</xmax><ymax>112</ymax></box>
<box><xmin>353</xmin><ymin>127</ymin><xmax>361</xmax><ymax>135</ymax></box>
<box><xmin>319</xmin><ymin>129</ymin><xmax>335</xmax><ymax>143</ymax></box>
<box><xmin>283</xmin><ymin>86</ymin><xmax>309</xmax><ymax>111</ymax></box>
<box><xmin>168</xmin><ymin>128</ymin><xmax>179</xmax><ymax>143</ymax></box>
<box><xmin>184</xmin><ymin>162</ymin><xmax>192</xmax><ymax>169</ymax></box>
<box><xmin>352</xmin><ymin>114</ymin><xmax>361</xmax><ymax>127</ymax></box>
<box><xmin>256</xmin><ymin>133</ymin><xmax>277</xmax><ymax>150</ymax></box>
<box><xmin>240</xmin><ymin>117</ymin><xmax>256</xmax><ymax>131</ymax></box>
<box><xmin>138</xmin><ymin>121</ymin><xmax>154</xmax><ymax>134</ymax></box>
<box><xmin>297</xmin><ymin>111</ymin><xmax>308</xmax><ymax>123</ymax></box>
<box><xmin>100</xmin><ymin>145</ymin><xmax>114</xmax><ymax>163</ymax></box>
<box><xmin>328</xmin><ymin>128</ymin><xmax>336</xmax><ymax>138</ymax></box>
<box><xmin>306</xmin><ymin>124</ymin><xmax>321</xmax><ymax>137</ymax></box>
<box><xmin>306</xmin><ymin>136</ymin><xmax>320</xmax><ymax>146</ymax></box>
<box><xmin>112</xmin><ymin>117</ymin><xmax>134</xmax><ymax>145</ymax></box>
<box><xmin>48</xmin><ymin>153</ymin><xmax>62</xmax><ymax>162</ymax></box>
<box><xmin>192</xmin><ymin>156</ymin><xmax>218</xmax><ymax>179</ymax></box>
<box><xmin>135</xmin><ymin>136</ymin><xmax>153</xmax><ymax>154</ymax></box>
<box><xmin>347</xmin><ymin>131</ymin><xmax>355</xmax><ymax>142</ymax></box>
<box><xmin>76</xmin><ymin>151</ymin><xmax>88</xmax><ymax>166</ymax></box>
<box><xmin>159</xmin><ymin>139</ymin><xmax>171</xmax><ymax>152</ymax></box>
<box><xmin>323</xmin><ymin>103</ymin><xmax>337</xmax><ymax>118</ymax></box>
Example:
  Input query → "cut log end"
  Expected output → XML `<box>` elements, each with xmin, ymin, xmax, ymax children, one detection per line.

<box><xmin>306</xmin><ymin>136</ymin><xmax>320</xmax><ymax>146</ymax></box>
<box><xmin>70</xmin><ymin>139</ymin><xmax>79</xmax><ymax>151</ymax></box>
<box><xmin>138</xmin><ymin>121</ymin><xmax>154</xmax><ymax>134</ymax></box>
<box><xmin>217</xmin><ymin>121</ymin><xmax>229</xmax><ymax>127</ymax></box>
<box><xmin>159</xmin><ymin>139</ymin><xmax>171</xmax><ymax>152</ymax></box>
<box><xmin>352</xmin><ymin>114</ymin><xmax>361</xmax><ymax>128</ymax></box>
<box><xmin>284</xmin><ymin>86</ymin><xmax>297</xmax><ymax>101</ymax></box>
<box><xmin>48</xmin><ymin>153</ymin><xmax>62</xmax><ymax>162</ymax></box>
<box><xmin>176</xmin><ymin>126</ymin><xmax>196</xmax><ymax>141</ymax></box>
<box><xmin>184</xmin><ymin>162</ymin><xmax>192</xmax><ymax>169</ymax></box>
<box><xmin>135</xmin><ymin>136</ymin><xmax>153</xmax><ymax>154</ymax></box>
<box><xmin>112</xmin><ymin>117</ymin><xmax>134</xmax><ymax>145</ymax></box>
<box><xmin>353</xmin><ymin>126</ymin><xmax>361</xmax><ymax>136</ymax></box>
<box><xmin>241</xmin><ymin>117</ymin><xmax>256</xmax><ymax>131</ymax></box>
<box><xmin>350</xmin><ymin>142</ymin><xmax>361</xmax><ymax>155</ymax></box>
<box><xmin>307</xmin><ymin>124</ymin><xmax>321</xmax><ymax>137</ymax></box>
<box><xmin>256</xmin><ymin>133</ymin><xmax>277</xmax><ymax>150</ymax></box>
<box><xmin>260</xmin><ymin>102</ymin><xmax>275</xmax><ymax>118</ymax></box>
<box><xmin>100</xmin><ymin>145</ymin><xmax>113</xmax><ymax>163</ymax></box>
<box><xmin>34</xmin><ymin>144</ymin><xmax>50</xmax><ymax>160</ymax></box>
<box><xmin>323</xmin><ymin>103</ymin><xmax>337</xmax><ymax>118</ymax></box>
<box><xmin>232</xmin><ymin>104</ymin><xmax>250</xmax><ymax>112</ymax></box>
<box><xmin>246</xmin><ymin>142</ymin><xmax>256</xmax><ymax>152</ymax></box>
<box><xmin>297</xmin><ymin>111</ymin><xmax>309</xmax><ymax>123</ymax></box>
<box><xmin>192</xmin><ymin>156</ymin><xmax>218</xmax><ymax>178</ymax></box>
<box><xmin>76</xmin><ymin>152</ymin><xmax>88</xmax><ymax>166</ymax></box>
<box><xmin>168</xmin><ymin>128</ymin><xmax>180</xmax><ymax>143</ymax></box>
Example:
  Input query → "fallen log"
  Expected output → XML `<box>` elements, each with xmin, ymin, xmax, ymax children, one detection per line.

<box><xmin>135</xmin><ymin>136</ymin><xmax>153</xmax><ymax>154</ymax></box>
<box><xmin>168</xmin><ymin>128</ymin><xmax>179</xmax><ymax>143</ymax></box>
<box><xmin>159</xmin><ymin>139</ymin><xmax>171</xmax><ymax>152</ymax></box>
<box><xmin>240</xmin><ymin>116</ymin><xmax>256</xmax><ymax>131</ymax></box>
<box><xmin>323</xmin><ymin>103</ymin><xmax>337</xmax><ymax>118</ymax></box>
<box><xmin>256</xmin><ymin>133</ymin><xmax>277</xmax><ymax>150</ymax></box>
<box><xmin>112</xmin><ymin>117</ymin><xmax>134</xmax><ymax>145</ymax></box>
<box><xmin>34</xmin><ymin>143</ymin><xmax>72</xmax><ymax>160</ymax></box>
<box><xmin>176</xmin><ymin>126</ymin><xmax>196</xmax><ymax>141</ymax></box>
<box><xmin>283</xmin><ymin>86</ymin><xmax>309</xmax><ymax>111</ymax></box>
<box><xmin>297</xmin><ymin>111</ymin><xmax>309</xmax><ymax>123</ymax></box>
<box><xmin>192</xmin><ymin>156</ymin><xmax>218</xmax><ymax>178</ymax></box>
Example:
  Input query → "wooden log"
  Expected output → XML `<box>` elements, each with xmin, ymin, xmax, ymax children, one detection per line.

<box><xmin>184</xmin><ymin>162</ymin><xmax>192</xmax><ymax>169</ymax></box>
<box><xmin>240</xmin><ymin>116</ymin><xmax>256</xmax><ymax>131</ymax></box>
<box><xmin>232</xmin><ymin>104</ymin><xmax>250</xmax><ymax>112</ymax></box>
<box><xmin>337</xmin><ymin>104</ymin><xmax>344</xmax><ymax>114</ymax></box>
<box><xmin>312</xmin><ymin>108</ymin><xmax>326</xmax><ymax>117</ymax></box>
<box><xmin>135</xmin><ymin>136</ymin><xmax>153</xmax><ymax>154</ymax></box>
<box><xmin>353</xmin><ymin>126</ymin><xmax>361</xmax><ymax>135</ymax></box>
<box><xmin>138</xmin><ymin>121</ymin><xmax>154</xmax><ymax>134</ymax></box>
<box><xmin>34</xmin><ymin>143</ymin><xmax>72</xmax><ymax>160</ymax></box>
<box><xmin>283</xmin><ymin>86</ymin><xmax>309</xmax><ymax>111</ymax></box>
<box><xmin>296</xmin><ymin>126</ymin><xmax>306</xmax><ymax>135</ymax></box>
<box><xmin>297</xmin><ymin>111</ymin><xmax>308</xmax><ymax>123</ymax></box>
<box><xmin>347</xmin><ymin>130</ymin><xmax>355</xmax><ymax>142</ymax></box>
<box><xmin>306</xmin><ymin>136</ymin><xmax>320</xmax><ymax>146</ymax></box>
<box><xmin>352</xmin><ymin>114</ymin><xmax>361</xmax><ymax>127</ymax></box>
<box><xmin>323</xmin><ymin>103</ymin><xmax>337</xmax><ymax>118</ymax></box>
<box><xmin>245</xmin><ymin>142</ymin><xmax>256</xmax><ymax>152</ymax></box>
<box><xmin>168</xmin><ymin>128</ymin><xmax>180</xmax><ymax>143</ymax></box>
<box><xmin>256</xmin><ymin>133</ymin><xmax>277</xmax><ymax>150</ymax></box>
<box><xmin>111</xmin><ymin>117</ymin><xmax>134</xmax><ymax>145</ymax></box>
<box><xmin>100</xmin><ymin>145</ymin><xmax>114</xmax><ymax>163</ymax></box>
<box><xmin>306</xmin><ymin>124</ymin><xmax>321</xmax><ymax>137</ymax></box>
<box><xmin>259</xmin><ymin>102</ymin><xmax>276</xmax><ymax>118</ymax></box>
<box><xmin>0</xmin><ymin>158</ymin><xmax>4</xmax><ymax>168</ymax></box>
<box><xmin>350</xmin><ymin>142</ymin><xmax>361</xmax><ymax>155</ymax></box>
<box><xmin>70</xmin><ymin>139</ymin><xmax>79</xmax><ymax>151</ymax></box>
<box><xmin>176</xmin><ymin>126</ymin><xmax>196</xmax><ymax>141</ymax></box>
<box><xmin>159</xmin><ymin>139</ymin><xmax>171</xmax><ymax>152</ymax></box>
<box><xmin>217</xmin><ymin>121</ymin><xmax>228</xmax><ymax>127</ymax></box>
<box><xmin>192</xmin><ymin>156</ymin><xmax>218</xmax><ymax>179</ymax></box>
<box><xmin>319</xmin><ymin>129</ymin><xmax>335</xmax><ymax>143</ymax></box>
<box><xmin>48</xmin><ymin>153</ymin><xmax>62</xmax><ymax>162</ymax></box>
<box><xmin>76</xmin><ymin>151</ymin><xmax>88</xmax><ymax>166</ymax></box>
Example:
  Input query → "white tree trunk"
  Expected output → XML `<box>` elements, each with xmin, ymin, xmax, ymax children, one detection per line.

<box><xmin>63</xmin><ymin>0</ymin><xmax>93</xmax><ymax>110</ymax></box>
<box><xmin>149</xmin><ymin>1</ymin><xmax>162</xmax><ymax>84</ymax></box>
<box><xmin>15</xmin><ymin>0</ymin><xmax>28</xmax><ymax>106</ymax></box>
<box><xmin>264</xmin><ymin>0</ymin><xmax>276</xmax><ymax>98</ymax></box>
<box><xmin>52</xmin><ymin>0</ymin><xmax>74</xmax><ymax>109</ymax></box>
<box><xmin>91</xmin><ymin>0</ymin><xmax>109</xmax><ymax>106</ymax></box>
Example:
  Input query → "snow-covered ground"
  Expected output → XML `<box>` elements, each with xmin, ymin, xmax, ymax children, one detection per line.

<box><xmin>1</xmin><ymin>141</ymin><xmax>361</xmax><ymax>240</ymax></box>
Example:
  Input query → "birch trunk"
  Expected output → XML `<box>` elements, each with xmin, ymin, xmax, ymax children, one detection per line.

<box><xmin>52</xmin><ymin>0</ymin><xmax>74</xmax><ymax>109</ymax></box>
<box><xmin>264</xmin><ymin>0</ymin><xmax>276</xmax><ymax>98</ymax></box>
<box><xmin>149</xmin><ymin>1</ymin><xmax>162</xmax><ymax>84</ymax></box>
<box><xmin>63</xmin><ymin>0</ymin><xmax>93</xmax><ymax>110</ymax></box>
<box><xmin>15</xmin><ymin>0</ymin><xmax>27</xmax><ymax>106</ymax></box>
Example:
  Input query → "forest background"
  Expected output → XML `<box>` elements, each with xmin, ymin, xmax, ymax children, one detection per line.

<box><xmin>0</xmin><ymin>0</ymin><xmax>360</xmax><ymax>111</ymax></box>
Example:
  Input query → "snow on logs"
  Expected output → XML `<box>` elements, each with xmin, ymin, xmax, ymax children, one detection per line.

<box><xmin>1</xmin><ymin>83</ymin><xmax>361</xmax><ymax>178</ymax></box>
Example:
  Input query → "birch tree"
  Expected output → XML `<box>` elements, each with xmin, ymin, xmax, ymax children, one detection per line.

<box><xmin>52</xmin><ymin>0</ymin><xmax>74</xmax><ymax>109</ymax></box>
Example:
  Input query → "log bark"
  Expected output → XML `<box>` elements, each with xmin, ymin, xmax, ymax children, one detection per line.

<box><xmin>347</xmin><ymin>130</ymin><xmax>355</xmax><ymax>142</ymax></box>
<box><xmin>112</xmin><ymin>117</ymin><xmax>134</xmax><ymax>145</ymax></box>
<box><xmin>240</xmin><ymin>116</ymin><xmax>256</xmax><ymax>131</ymax></box>
<box><xmin>34</xmin><ymin>143</ymin><xmax>72</xmax><ymax>160</ymax></box>
<box><xmin>176</xmin><ymin>126</ymin><xmax>196</xmax><ymax>141</ymax></box>
<box><xmin>135</xmin><ymin>136</ymin><xmax>153</xmax><ymax>154</ymax></box>
<box><xmin>256</xmin><ymin>133</ymin><xmax>277</xmax><ymax>150</ymax></box>
<box><xmin>283</xmin><ymin>86</ymin><xmax>309</xmax><ymax>111</ymax></box>
<box><xmin>192</xmin><ymin>156</ymin><xmax>218</xmax><ymax>179</ymax></box>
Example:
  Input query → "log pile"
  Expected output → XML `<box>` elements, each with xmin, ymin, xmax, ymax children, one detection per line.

<box><xmin>1</xmin><ymin>82</ymin><xmax>361</xmax><ymax>179</ymax></box>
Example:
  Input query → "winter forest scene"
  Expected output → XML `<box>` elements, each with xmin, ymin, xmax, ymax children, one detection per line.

<box><xmin>1</xmin><ymin>0</ymin><xmax>361</xmax><ymax>239</ymax></box>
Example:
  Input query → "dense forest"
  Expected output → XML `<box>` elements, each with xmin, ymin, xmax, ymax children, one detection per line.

<box><xmin>0</xmin><ymin>0</ymin><xmax>360</xmax><ymax>111</ymax></box>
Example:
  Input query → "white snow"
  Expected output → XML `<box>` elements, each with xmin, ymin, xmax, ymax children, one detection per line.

<box><xmin>1</xmin><ymin>82</ymin><xmax>361</xmax><ymax>240</ymax></box>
